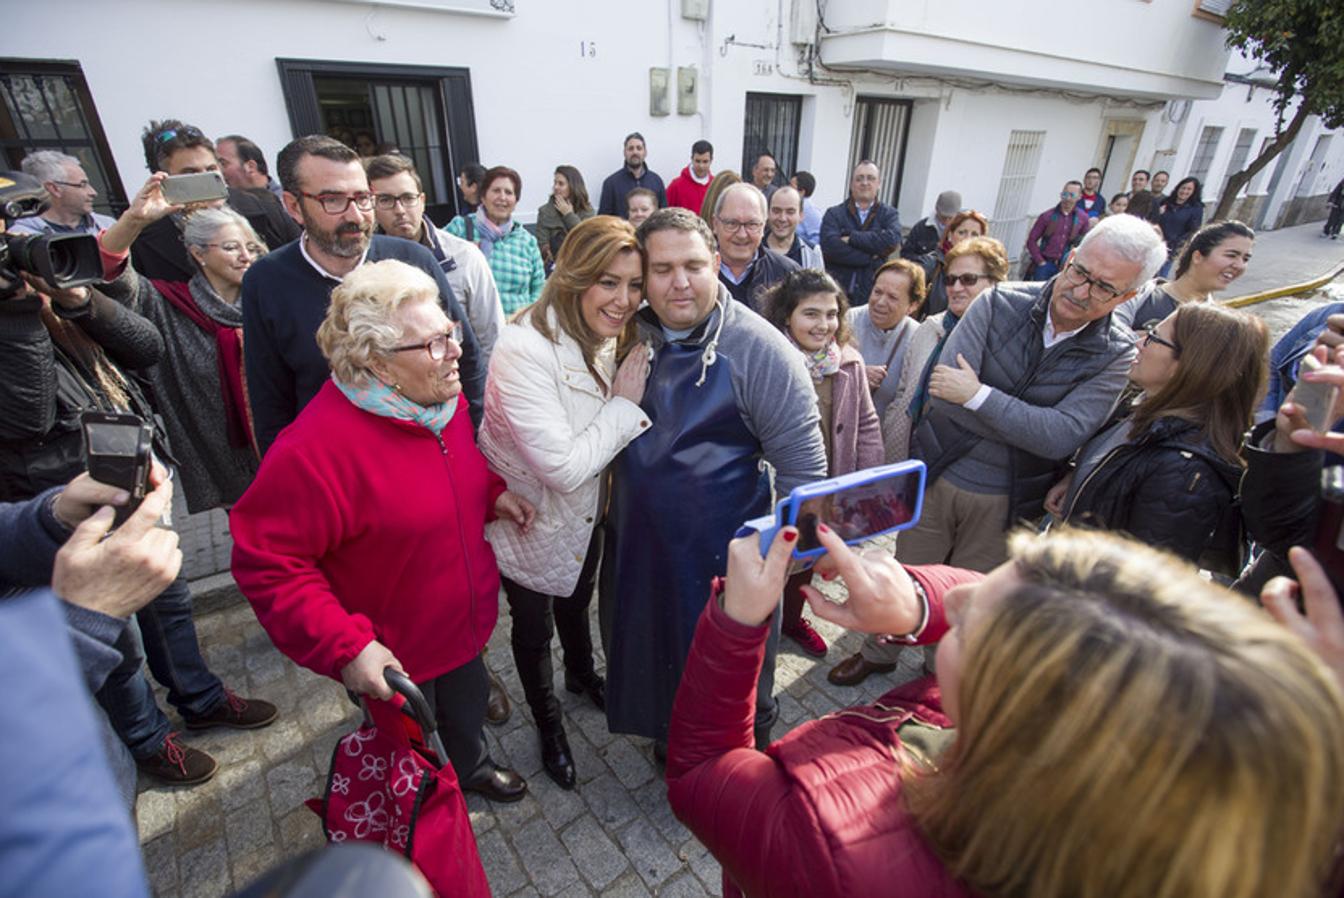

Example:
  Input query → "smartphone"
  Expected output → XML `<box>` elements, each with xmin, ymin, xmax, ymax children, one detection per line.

<box><xmin>160</xmin><ymin>171</ymin><xmax>228</xmax><ymax>206</ymax></box>
<box><xmin>741</xmin><ymin>461</ymin><xmax>926</xmax><ymax>563</ymax></box>
<box><xmin>81</xmin><ymin>411</ymin><xmax>153</xmax><ymax>526</ymax></box>
<box><xmin>1289</xmin><ymin>352</ymin><xmax>1339</xmax><ymax>434</ymax></box>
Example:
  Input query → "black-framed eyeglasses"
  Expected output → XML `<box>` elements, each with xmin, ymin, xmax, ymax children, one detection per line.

<box><xmin>390</xmin><ymin>323</ymin><xmax>464</xmax><ymax>361</ymax></box>
<box><xmin>1142</xmin><ymin>325</ymin><xmax>1181</xmax><ymax>355</ymax></box>
<box><xmin>299</xmin><ymin>191</ymin><xmax>376</xmax><ymax>214</ymax></box>
<box><xmin>716</xmin><ymin>218</ymin><xmax>765</xmax><ymax>234</ymax></box>
<box><xmin>52</xmin><ymin>179</ymin><xmax>92</xmax><ymax>190</ymax></box>
<box><xmin>374</xmin><ymin>192</ymin><xmax>424</xmax><ymax>211</ymax></box>
<box><xmin>1059</xmin><ymin>260</ymin><xmax>1124</xmax><ymax>303</ymax></box>
<box><xmin>946</xmin><ymin>272</ymin><xmax>992</xmax><ymax>288</ymax></box>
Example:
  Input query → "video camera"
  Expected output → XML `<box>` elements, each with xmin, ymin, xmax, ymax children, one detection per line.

<box><xmin>0</xmin><ymin>170</ymin><xmax>103</xmax><ymax>300</ymax></box>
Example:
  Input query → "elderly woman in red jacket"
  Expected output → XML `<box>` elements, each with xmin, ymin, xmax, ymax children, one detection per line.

<box><xmin>667</xmin><ymin>524</ymin><xmax>1344</xmax><ymax>898</ymax></box>
<box><xmin>231</xmin><ymin>259</ymin><xmax>535</xmax><ymax>803</ymax></box>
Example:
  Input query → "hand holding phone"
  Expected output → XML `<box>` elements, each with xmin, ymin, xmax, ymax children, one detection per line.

<box><xmin>738</xmin><ymin>461</ymin><xmax>926</xmax><ymax>566</ymax></box>
<box><xmin>1289</xmin><ymin>352</ymin><xmax>1340</xmax><ymax>434</ymax></box>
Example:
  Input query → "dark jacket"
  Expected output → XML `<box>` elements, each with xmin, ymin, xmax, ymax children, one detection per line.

<box><xmin>596</xmin><ymin>166</ymin><xmax>667</xmax><ymax>217</ymax></box>
<box><xmin>910</xmin><ymin>280</ymin><xmax>1135</xmax><ymax>523</ymax></box>
<box><xmin>900</xmin><ymin>216</ymin><xmax>941</xmax><ymax>265</ymax></box>
<box><xmin>0</xmin><ymin>291</ymin><xmax>167</xmax><ymax>503</ymax></box>
<box><xmin>719</xmin><ymin>244</ymin><xmax>800</xmax><ymax>312</ymax></box>
<box><xmin>1158</xmin><ymin>201</ymin><xmax>1204</xmax><ymax>258</ymax></box>
<box><xmin>1063</xmin><ymin>415</ymin><xmax>1241</xmax><ymax>563</ymax></box>
<box><xmin>129</xmin><ymin>187</ymin><xmax>300</xmax><ymax>281</ymax></box>
<box><xmin>820</xmin><ymin>199</ymin><xmax>902</xmax><ymax>306</ymax></box>
<box><xmin>240</xmin><ymin>234</ymin><xmax>486</xmax><ymax>454</ymax></box>
<box><xmin>1235</xmin><ymin>420</ymin><xmax>1326</xmax><ymax>594</ymax></box>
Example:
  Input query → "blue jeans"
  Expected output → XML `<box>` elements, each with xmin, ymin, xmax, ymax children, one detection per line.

<box><xmin>1029</xmin><ymin>259</ymin><xmax>1060</xmax><ymax>281</ymax></box>
<box><xmin>96</xmin><ymin>575</ymin><xmax>225</xmax><ymax>759</ymax></box>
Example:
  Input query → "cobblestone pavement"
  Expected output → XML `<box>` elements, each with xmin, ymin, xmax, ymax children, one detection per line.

<box><xmin>137</xmin><ymin>573</ymin><xmax>925</xmax><ymax>898</ymax></box>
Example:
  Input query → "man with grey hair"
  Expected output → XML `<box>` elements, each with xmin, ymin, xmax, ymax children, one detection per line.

<box><xmin>10</xmin><ymin>151</ymin><xmax>114</xmax><ymax>236</ymax></box>
<box><xmin>820</xmin><ymin>160</ymin><xmax>901</xmax><ymax>306</ymax></box>
<box><xmin>713</xmin><ymin>182</ymin><xmax>799</xmax><ymax>312</ymax></box>
<box><xmin>830</xmin><ymin>214</ymin><xmax>1165</xmax><ymax>687</ymax></box>
<box><xmin>601</xmin><ymin>207</ymin><xmax>826</xmax><ymax>756</ymax></box>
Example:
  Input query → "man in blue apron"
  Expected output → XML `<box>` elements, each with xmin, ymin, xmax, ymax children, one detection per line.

<box><xmin>600</xmin><ymin>208</ymin><xmax>827</xmax><ymax>754</ymax></box>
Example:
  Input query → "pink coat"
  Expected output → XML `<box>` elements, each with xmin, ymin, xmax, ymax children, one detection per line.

<box><xmin>827</xmin><ymin>343</ymin><xmax>885</xmax><ymax>475</ymax></box>
<box><xmin>666</xmin><ymin>565</ymin><xmax>984</xmax><ymax>898</ymax></box>
<box><xmin>231</xmin><ymin>382</ymin><xmax>507</xmax><ymax>683</ymax></box>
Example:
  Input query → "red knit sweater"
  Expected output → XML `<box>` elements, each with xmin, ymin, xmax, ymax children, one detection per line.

<box><xmin>231</xmin><ymin>381</ymin><xmax>506</xmax><ymax>683</ymax></box>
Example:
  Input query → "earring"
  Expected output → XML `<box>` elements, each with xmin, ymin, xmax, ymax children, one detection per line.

<box><xmin>391</xmin><ymin>383</ymin><xmax>401</xmax><ymax>393</ymax></box>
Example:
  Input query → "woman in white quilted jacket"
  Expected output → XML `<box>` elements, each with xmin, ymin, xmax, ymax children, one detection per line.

<box><xmin>479</xmin><ymin>216</ymin><xmax>652</xmax><ymax>790</ymax></box>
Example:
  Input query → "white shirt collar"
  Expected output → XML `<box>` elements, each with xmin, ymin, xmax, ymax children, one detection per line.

<box><xmin>1043</xmin><ymin>313</ymin><xmax>1086</xmax><ymax>349</ymax></box>
<box><xmin>299</xmin><ymin>232</ymin><xmax>369</xmax><ymax>282</ymax></box>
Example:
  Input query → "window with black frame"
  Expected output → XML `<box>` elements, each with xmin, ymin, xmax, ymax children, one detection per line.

<box><xmin>278</xmin><ymin>59</ymin><xmax>479</xmax><ymax>226</ymax></box>
<box><xmin>741</xmin><ymin>92</ymin><xmax>802</xmax><ymax>190</ymax></box>
<box><xmin>0</xmin><ymin>59</ymin><xmax>127</xmax><ymax>216</ymax></box>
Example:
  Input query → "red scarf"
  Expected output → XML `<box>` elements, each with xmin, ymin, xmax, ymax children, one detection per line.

<box><xmin>151</xmin><ymin>280</ymin><xmax>256</xmax><ymax>453</ymax></box>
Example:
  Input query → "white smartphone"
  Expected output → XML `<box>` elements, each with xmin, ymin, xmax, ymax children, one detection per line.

<box><xmin>160</xmin><ymin>171</ymin><xmax>228</xmax><ymax>205</ymax></box>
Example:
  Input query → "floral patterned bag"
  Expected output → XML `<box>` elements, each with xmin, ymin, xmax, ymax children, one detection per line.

<box><xmin>307</xmin><ymin>672</ymin><xmax>490</xmax><ymax>897</ymax></box>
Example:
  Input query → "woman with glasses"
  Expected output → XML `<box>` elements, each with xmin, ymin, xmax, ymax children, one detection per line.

<box><xmin>478</xmin><ymin>216</ymin><xmax>652</xmax><ymax>790</ymax></box>
<box><xmin>1115</xmin><ymin>220</ymin><xmax>1254</xmax><ymax>334</ymax></box>
<box><xmin>882</xmin><ymin>237</ymin><xmax>1009</xmax><ymax>464</ymax></box>
<box><xmin>534</xmin><ymin>165</ymin><xmax>594</xmax><ymax>269</ymax></box>
<box><xmin>1042</xmin><ymin>302</ymin><xmax>1267</xmax><ymax>565</ymax></box>
<box><xmin>97</xmin><ymin>174</ymin><xmax>267</xmax><ymax>513</ymax></box>
<box><xmin>448</xmin><ymin>165</ymin><xmax>546</xmax><ymax>315</ymax></box>
<box><xmin>232</xmin><ymin>259</ymin><xmax>537</xmax><ymax>804</ymax></box>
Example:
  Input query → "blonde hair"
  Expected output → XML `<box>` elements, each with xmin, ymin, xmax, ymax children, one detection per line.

<box><xmin>906</xmin><ymin>527</ymin><xmax>1344</xmax><ymax>898</ymax></box>
<box><xmin>943</xmin><ymin>235</ymin><xmax>1010</xmax><ymax>282</ymax></box>
<box><xmin>316</xmin><ymin>259</ymin><xmax>440</xmax><ymax>382</ymax></box>
<box><xmin>526</xmin><ymin>215</ymin><xmax>641</xmax><ymax>387</ymax></box>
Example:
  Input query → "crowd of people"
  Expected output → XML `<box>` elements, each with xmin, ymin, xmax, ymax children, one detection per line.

<box><xmin>2</xmin><ymin>116</ymin><xmax>1344</xmax><ymax>898</ymax></box>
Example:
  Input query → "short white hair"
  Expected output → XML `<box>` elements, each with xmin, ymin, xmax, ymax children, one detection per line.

<box><xmin>21</xmin><ymin>150</ymin><xmax>81</xmax><ymax>185</ymax></box>
<box><xmin>316</xmin><ymin>259</ymin><xmax>440</xmax><ymax>382</ymax></box>
<box><xmin>713</xmin><ymin>182</ymin><xmax>767</xmax><ymax>220</ymax></box>
<box><xmin>1075</xmin><ymin>214</ymin><xmax>1168</xmax><ymax>288</ymax></box>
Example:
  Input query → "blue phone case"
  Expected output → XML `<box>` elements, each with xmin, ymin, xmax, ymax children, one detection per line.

<box><xmin>736</xmin><ymin>460</ymin><xmax>926</xmax><ymax>560</ymax></box>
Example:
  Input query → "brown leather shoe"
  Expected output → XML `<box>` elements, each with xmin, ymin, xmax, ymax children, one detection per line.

<box><xmin>136</xmin><ymin>732</ymin><xmax>218</xmax><ymax>786</ymax></box>
<box><xmin>486</xmin><ymin>670</ymin><xmax>512</xmax><ymax>726</ymax></box>
<box><xmin>462</xmin><ymin>762</ymin><xmax>527</xmax><ymax>803</ymax></box>
<box><xmin>827</xmin><ymin>652</ymin><xmax>897</xmax><ymax>687</ymax></box>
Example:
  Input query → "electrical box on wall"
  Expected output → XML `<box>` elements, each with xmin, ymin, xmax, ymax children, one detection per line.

<box><xmin>677</xmin><ymin>67</ymin><xmax>698</xmax><ymax>115</ymax></box>
<box><xmin>681</xmin><ymin>0</ymin><xmax>708</xmax><ymax>21</ymax></box>
<box><xmin>650</xmin><ymin>68</ymin><xmax>671</xmax><ymax>117</ymax></box>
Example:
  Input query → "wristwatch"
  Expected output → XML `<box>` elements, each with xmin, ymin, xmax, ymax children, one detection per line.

<box><xmin>875</xmin><ymin>578</ymin><xmax>930</xmax><ymax>646</ymax></box>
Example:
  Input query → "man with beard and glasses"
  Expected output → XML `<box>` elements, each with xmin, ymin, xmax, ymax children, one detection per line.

<box><xmin>241</xmin><ymin>135</ymin><xmax>486</xmax><ymax>454</ymax></box>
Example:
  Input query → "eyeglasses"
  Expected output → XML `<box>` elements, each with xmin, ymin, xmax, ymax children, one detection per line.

<box><xmin>1141</xmin><ymin>325</ymin><xmax>1181</xmax><ymax>354</ymax></box>
<box><xmin>1060</xmin><ymin>191</ymin><xmax>1079</xmax><ymax>200</ymax></box>
<box><xmin>374</xmin><ymin>192</ymin><xmax>424</xmax><ymax>211</ymax></box>
<box><xmin>946</xmin><ymin>272</ymin><xmax>992</xmax><ymax>288</ymax></box>
<box><xmin>205</xmin><ymin>241</ymin><xmax>265</xmax><ymax>256</ymax></box>
<box><xmin>1058</xmin><ymin>260</ymin><xmax>1124</xmax><ymax>303</ymax></box>
<box><xmin>299</xmin><ymin>191</ymin><xmax>376</xmax><ymax>214</ymax></box>
<box><xmin>52</xmin><ymin>179</ymin><xmax>93</xmax><ymax>190</ymax></box>
<box><xmin>390</xmin><ymin>323</ymin><xmax>464</xmax><ymax>361</ymax></box>
<box><xmin>716</xmin><ymin>218</ymin><xmax>764</xmax><ymax>234</ymax></box>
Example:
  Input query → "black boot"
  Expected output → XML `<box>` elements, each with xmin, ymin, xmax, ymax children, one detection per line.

<box><xmin>563</xmin><ymin>670</ymin><xmax>605</xmax><ymax>710</ymax></box>
<box><xmin>538</xmin><ymin>719</ymin><xmax>576</xmax><ymax>790</ymax></box>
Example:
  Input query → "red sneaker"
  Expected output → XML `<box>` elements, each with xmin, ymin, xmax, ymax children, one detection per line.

<box><xmin>783</xmin><ymin>616</ymin><xmax>828</xmax><ymax>657</ymax></box>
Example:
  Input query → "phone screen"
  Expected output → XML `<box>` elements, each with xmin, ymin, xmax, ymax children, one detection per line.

<box><xmin>85</xmin><ymin>421</ymin><xmax>144</xmax><ymax>456</ymax></box>
<box><xmin>792</xmin><ymin>470</ymin><xmax>921</xmax><ymax>551</ymax></box>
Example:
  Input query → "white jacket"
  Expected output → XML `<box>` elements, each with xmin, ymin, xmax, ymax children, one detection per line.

<box><xmin>479</xmin><ymin>308</ymin><xmax>650</xmax><ymax>595</ymax></box>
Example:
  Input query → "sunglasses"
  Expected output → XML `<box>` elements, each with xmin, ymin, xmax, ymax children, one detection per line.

<box><xmin>946</xmin><ymin>273</ymin><xmax>992</xmax><ymax>288</ymax></box>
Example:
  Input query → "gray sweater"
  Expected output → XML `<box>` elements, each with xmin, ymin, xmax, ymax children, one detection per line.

<box><xmin>102</xmin><ymin>268</ymin><xmax>258</xmax><ymax>513</ymax></box>
<box><xmin>636</xmin><ymin>286</ymin><xmax>827</xmax><ymax>495</ymax></box>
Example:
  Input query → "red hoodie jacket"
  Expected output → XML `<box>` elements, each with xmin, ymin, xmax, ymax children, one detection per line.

<box><xmin>231</xmin><ymin>381</ymin><xmax>506</xmax><ymax>683</ymax></box>
<box><xmin>667</xmin><ymin>565</ymin><xmax>983</xmax><ymax>898</ymax></box>
<box><xmin>667</xmin><ymin>165</ymin><xmax>712</xmax><ymax>214</ymax></box>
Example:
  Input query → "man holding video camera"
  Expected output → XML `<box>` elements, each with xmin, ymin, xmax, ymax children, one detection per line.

<box><xmin>600</xmin><ymin>207</ymin><xmax>827</xmax><ymax>756</ymax></box>
<box><xmin>0</xmin><ymin>173</ymin><xmax>275</xmax><ymax>787</ymax></box>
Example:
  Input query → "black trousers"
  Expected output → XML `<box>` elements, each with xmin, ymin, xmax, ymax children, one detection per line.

<box><xmin>417</xmin><ymin>654</ymin><xmax>490</xmax><ymax>782</ymax></box>
<box><xmin>502</xmin><ymin>526</ymin><xmax>603</xmax><ymax>730</ymax></box>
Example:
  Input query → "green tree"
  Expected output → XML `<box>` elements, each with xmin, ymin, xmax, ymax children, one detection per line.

<box><xmin>1213</xmin><ymin>0</ymin><xmax>1344</xmax><ymax>222</ymax></box>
